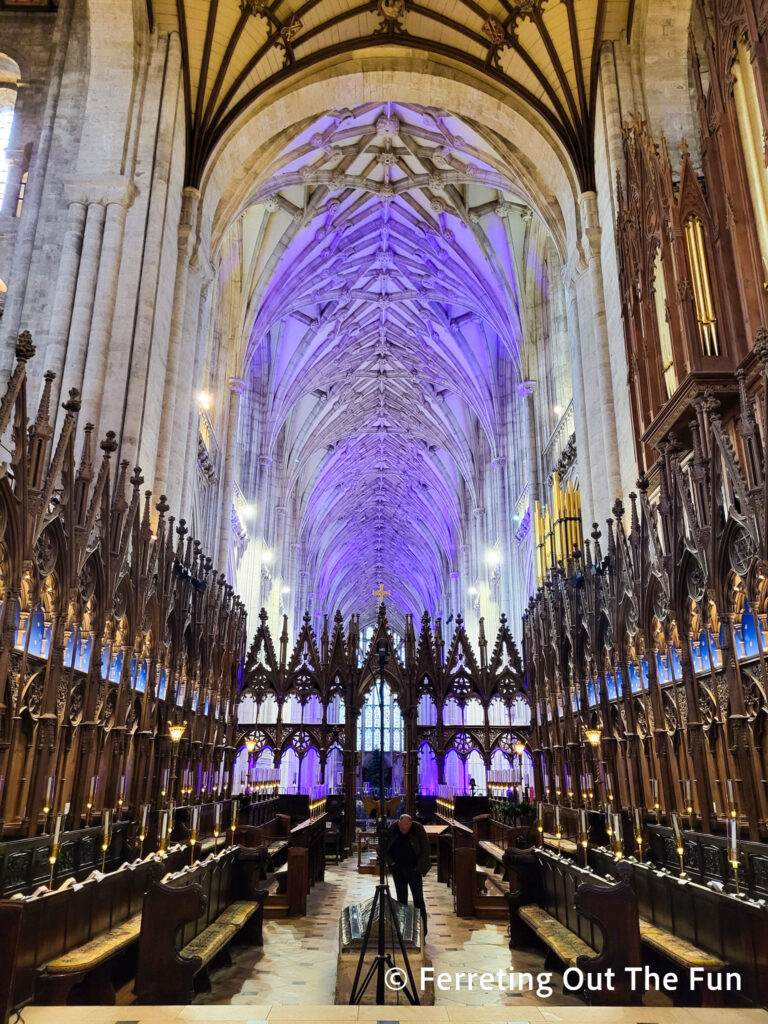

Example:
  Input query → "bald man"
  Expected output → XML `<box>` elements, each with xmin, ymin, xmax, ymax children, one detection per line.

<box><xmin>384</xmin><ymin>813</ymin><xmax>431</xmax><ymax>934</ymax></box>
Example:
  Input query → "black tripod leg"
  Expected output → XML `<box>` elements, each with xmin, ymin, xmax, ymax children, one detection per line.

<box><xmin>385</xmin><ymin>891</ymin><xmax>421</xmax><ymax>1005</ymax></box>
<box><xmin>349</xmin><ymin>885</ymin><xmax>380</xmax><ymax>1004</ymax></box>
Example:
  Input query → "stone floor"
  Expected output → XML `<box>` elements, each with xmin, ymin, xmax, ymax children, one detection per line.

<box><xmin>192</xmin><ymin>855</ymin><xmax>581</xmax><ymax>1008</ymax></box>
<box><xmin>20</xmin><ymin>857</ymin><xmax>768</xmax><ymax>1023</ymax></box>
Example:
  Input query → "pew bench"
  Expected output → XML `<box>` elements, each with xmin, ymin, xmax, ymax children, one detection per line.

<box><xmin>0</xmin><ymin>854</ymin><xmax>172</xmax><ymax>1022</ymax></box>
<box><xmin>37</xmin><ymin>912</ymin><xmax>143</xmax><ymax>1004</ymax></box>
<box><xmin>518</xmin><ymin>903</ymin><xmax>596</xmax><ymax>966</ymax></box>
<box><xmin>134</xmin><ymin>845</ymin><xmax>270</xmax><ymax>1004</ymax></box>
<box><xmin>477</xmin><ymin>839</ymin><xmax>506</xmax><ymax>865</ymax></box>
<box><xmin>639</xmin><ymin>917</ymin><xmax>726</xmax><ymax>972</ymax></box>
<box><xmin>588</xmin><ymin>848</ymin><xmax>757</xmax><ymax>1005</ymax></box>
<box><xmin>542</xmin><ymin>832</ymin><xmax>579</xmax><ymax>855</ymax></box>
<box><xmin>504</xmin><ymin>847</ymin><xmax>642</xmax><ymax>1005</ymax></box>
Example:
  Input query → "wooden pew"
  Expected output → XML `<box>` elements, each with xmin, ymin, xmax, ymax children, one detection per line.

<box><xmin>589</xmin><ymin>847</ymin><xmax>766</xmax><ymax>1007</ymax></box>
<box><xmin>234</xmin><ymin>813</ymin><xmax>291</xmax><ymax>867</ymax></box>
<box><xmin>0</xmin><ymin>821</ymin><xmax>132</xmax><ymax>898</ymax></box>
<box><xmin>133</xmin><ymin>845</ymin><xmax>271</xmax><ymax>1004</ymax></box>
<box><xmin>504</xmin><ymin>846</ymin><xmax>642</xmax><ymax>1005</ymax></box>
<box><xmin>0</xmin><ymin>854</ymin><xmax>168</xmax><ymax>1022</ymax></box>
<box><xmin>262</xmin><ymin>813</ymin><xmax>327</xmax><ymax>918</ymax></box>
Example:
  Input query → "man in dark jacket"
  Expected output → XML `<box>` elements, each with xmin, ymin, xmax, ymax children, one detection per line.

<box><xmin>384</xmin><ymin>814</ymin><xmax>431</xmax><ymax>934</ymax></box>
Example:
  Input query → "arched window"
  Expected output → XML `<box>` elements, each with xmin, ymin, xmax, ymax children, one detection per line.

<box><xmin>442</xmin><ymin>697</ymin><xmax>462</xmax><ymax>726</ymax></box>
<box><xmin>464</xmin><ymin>697</ymin><xmax>483</xmax><ymax>726</ymax></box>
<box><xmin>356</xmin><ymin>679</ymin><xmax>403</xmax><ymax>754</ymax></box>
<box><xmin>683</xmin><ymin>215</ymin><xmax>720</xmax><ymax>356</ymax></box>
<box><xmin>418</xmin><ymin>742</ymin><xmax>438</xmax><ymax>794</ymax></box>
<box><xmin>418</xmin><ymin>690</ymin><xmax>437</xmax><ymax>725</ymax></box>
<box><xmin>652</xmin><ymin>247</ymin><xmax>677</xmax><ymax>397</ymax></box>
<box><xmin>324</xmin><ymin>745</ymin><xmax>343</xmax><ymax>791</ymax></box>
<box><xmin>327</xmin><ymin>693</ymin><xmax>345</xmax><ymax>724</ymax></box>
<box><xmin>0</xmin><ymin>55</ymin><xmax>20</xmax><ymax>211</ymax></box>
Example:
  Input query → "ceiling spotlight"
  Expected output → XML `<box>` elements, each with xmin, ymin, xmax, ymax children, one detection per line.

<box><xmin>198</xmin><ymin>391</ymin><xmax>212</xmax><ymax>411</ymax></box>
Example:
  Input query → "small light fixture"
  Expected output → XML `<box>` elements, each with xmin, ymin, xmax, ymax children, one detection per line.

<box><xmin>261</xmin><ymin>549</ymin><xmax>272</xmax><ymax>563</ymax></box>
<box><xmin>554</xmin><ymin>404</ymin><xmax>564</xmax><ymax>416</ymax></box>
<box><xmin>169</xmin><ymin>721</ymin><xmax>187</xmax><ymax>744</ymax></box>
<box><xmin>514</xmin><ymin>740</ymin><xmax>525</xmax><ymax>756</ymax></box>
<box><xmin>282</xmin><ymin>586</ymin><xmax>290</xmax><ymax>594</ymax></box>
<box><xmin>468</xmin><ymin>586</ymin><xmax>478</xmax><ymax>595</ymax></box>
<box><xmin>584</xmin><ymin>726</ymin><xmax>602</xmax><ymax>747</ymax></box>
<box><xmin>244</xmin><ymin>737</ymin><xmax>257</xmax><ymax>754</ymax></box>
<box><xmin>198</xmin><ymin>391</ymin><xmax>212</xmax><ymax>411</ymax></box>
<box><xmin>485</xmin><ymin>548</ymin><xmax>501</xmax><ymax>565</ymax></box>
<box><xmin>240</xmin><ymin>504</ymin><xmax>256</xmax><ymax>520</ymax></box>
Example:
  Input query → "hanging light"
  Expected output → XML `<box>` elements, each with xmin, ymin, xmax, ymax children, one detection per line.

<box><xmin>584</xmin><ymin>726</ymin><xmax>602</xmax><ymax>747</ymax></box>
<box><xmin>244</xmin><ymin>736</ymin><xmax>257</xmax><ymax>754</ymax></box>
<box><xmin>514</xmin><ymin>740</ymin><xmax>525</xmax><ymax>756</ymax></box>
<box><xmin>169</xmin><ymin>721</ymin><xmax>187</xmax><ymax>744</ymax></box>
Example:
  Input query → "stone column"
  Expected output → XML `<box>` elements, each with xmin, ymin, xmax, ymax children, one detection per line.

<box><xmin>0</xmin><ymin>0</ymin><xmax>76</xmax><ymax>373</ymax></box>
<box><xmin>154</xmin><ymin>187</ymin><xmax>200</xmax><ymax>500</ymax></box>
<box><xmin>78</xmin><ymin>185</ymin><xmax>136</xmax><ymax>437</ymax></box>
<box><xmin>55</xmin><ymin>199</ymin><xmax>106</xmax><ymax>428</ymax></box>
<box><xmin>45</xmin><ymin>196</ymin><xmax>87</xmax><ymax>407</ymax></box>
<box><xmin>216</xmin><ymin>377</ymin><xmax>246</xmax><ymax>570</ymax></box>
<box><xmin>518</xmin><ymin>382</ymin><xmax>541</xmax><ymax>507</ymax></box>
<box><xmin>562</xmin><ymin>268</ymin><xmax>595</xmax><ymax>526</ymax></box>
<box><xmin>579</xmin><ymin>191</ymin><xmax>623</xmax><ymax>509</ymax></box>
<box><xmin>449</xmin><ymin>571</ymin><xmax>460</xmax><ymax>620</ymax></box>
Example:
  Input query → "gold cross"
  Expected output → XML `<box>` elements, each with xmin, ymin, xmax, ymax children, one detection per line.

<box><xmin>372</xmin><ymin>582</ymin><xmax>390</xmax><ymax>603</ymax></box>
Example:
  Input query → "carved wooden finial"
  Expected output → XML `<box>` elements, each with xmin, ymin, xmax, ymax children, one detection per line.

<box><xmin>35</xmin><ymin>370</ymin><xmax>55</xmax><ymax>426</ymax></box>
<box><xmin>100</xmin><ymin>430</ymin><xmax>118</xmax><ymax>456</ymax></box>
<box><xmin>15</xmin><ymin>331</ymin><xmax>35</xmax><ymax>362</ymax></box>
<box><xmin>62</xmin><ymin>387</ymin><xmax>81</xmax><ymax>415</ymax></box>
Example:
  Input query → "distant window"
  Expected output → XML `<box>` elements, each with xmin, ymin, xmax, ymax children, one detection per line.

<box><xmin>0</xmin><ymin>54</ymin><xmax>21</xmax><ymax>211</ymax></box>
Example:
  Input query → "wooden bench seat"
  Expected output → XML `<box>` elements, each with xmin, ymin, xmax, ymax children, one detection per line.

<box><xmin>134</xmin><ymin>846</ymin><xmax>271</xmax><ymax>1004</ymax></box>
<box><xmin>519</xmin><ymin>904</ymin><xmax>596</xmax><ymax>965</ymax></box>
<box><xmin>178</xmin><ymin>900</ymin><xmax>261</xmax><ymax>968</ymax></box>
<box><xmin>542</xmin><ymin>832</ymin><xmax>578</xmax><ymax>855</ymax></box>
<box><xmin>638</xmin><ymin>918</ymin><xmax>725</xmax><ymax>970</ymax></box>
<box><xmin>478</xmin><ymin>840</ymin><xmax>505</xmax><ymax>863</ymax></box>
<box><xmin>505</xmin><ymin>847</ymin><xmax>642</xmax><ymax>1005</ymax></box>
<box><xmin>0</xmin><ymin>856</ymin><xmax>167</xmax><ymax>1019</ymax></box>
<box><xmin>475</xmin><ymin>865</ymin><xmax>506</xmax><ymax>894</ymax></box>
<box><xmin>42</xmin><ymin>913</ymin><xmax>142</xmax><ymax>976</ymax></box>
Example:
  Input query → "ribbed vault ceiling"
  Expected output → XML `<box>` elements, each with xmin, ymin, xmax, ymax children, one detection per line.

<box><xmin>149</xmin><ymin>0</ymin><xmax>632</xmax><ymax>187</ymax></box>
<box><xmin>237</xmin><ymin>102</ymin><xmax>538</xmax><ymax>624</ymax></box>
